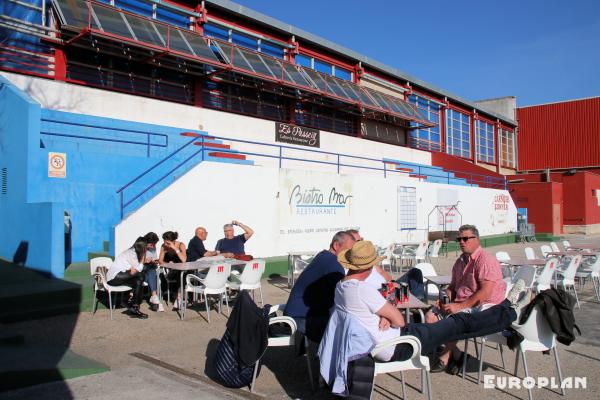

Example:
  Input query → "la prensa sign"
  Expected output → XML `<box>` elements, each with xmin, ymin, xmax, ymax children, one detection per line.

<box><xmin>275</xmin><ymin>122</ymin><xmax>320</xmax><ymax>148</ymax></box>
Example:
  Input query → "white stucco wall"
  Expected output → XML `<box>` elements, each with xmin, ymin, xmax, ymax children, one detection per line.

<box><xmin>114</xmin><ymin>162</ymin><xmax>517</xmax><ymax>257</ymax></box>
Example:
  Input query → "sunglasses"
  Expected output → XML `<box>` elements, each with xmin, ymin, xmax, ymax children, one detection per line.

<box><xmin>456</xmin><ymin>236</ymin><xmax>477</xmax><ymax>243</ymax></box>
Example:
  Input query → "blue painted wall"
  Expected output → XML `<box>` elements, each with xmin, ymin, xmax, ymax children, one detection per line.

<box><xmin>32</xmin><ymin>110</ymin><xmax>212</xmax><ymax>263</ymax></box>
<box><xmin>0</xmin><ymin>75</ymin><xmax>64</xmax><ymax>277</ymax></box>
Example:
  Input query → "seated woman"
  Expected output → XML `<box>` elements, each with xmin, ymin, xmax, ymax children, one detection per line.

<box><xmin>330</xmin><ymin>241</ymin><xmax>528</xmax><ymax>362</ymax></box>
<box><xmin>106</xmin><ymin>237</ymin><xmax>149</xmax><ymax>319</ymax></box>
<box><xmin>159</xmin><ymin>231</ymin><xmax>187</xmax><ymax>309</ymax></box>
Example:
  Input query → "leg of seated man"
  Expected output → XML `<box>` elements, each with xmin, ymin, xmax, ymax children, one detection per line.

<box><xmin>393</xmin><ymin>300</ymin><xmax>517</xmax><ymax>361</ymax></box>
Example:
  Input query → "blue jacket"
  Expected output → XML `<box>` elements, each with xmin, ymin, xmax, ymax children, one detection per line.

<box><xmin>318</xmin><ymin>308</ymin><xmax>375</xmax><ymax>396</ymax></box>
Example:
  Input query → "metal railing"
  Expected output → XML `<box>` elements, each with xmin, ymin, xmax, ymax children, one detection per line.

<box><xmin>40</xmin><ymin>117</ymin><xmax>169</xmax><ymax>157</ymax></box>
<box><xmin>116</xmin><ymin>132</ymin><xmax>507</xmax><ymax>218</ymax></box>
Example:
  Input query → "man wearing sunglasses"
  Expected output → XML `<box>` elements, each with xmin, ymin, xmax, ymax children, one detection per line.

<box><xmin>427</xmin><ymin>224</ymin><xmax>506</xmax><ymax>374</ymax></box>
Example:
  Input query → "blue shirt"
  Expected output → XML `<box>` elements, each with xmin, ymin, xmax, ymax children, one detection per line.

<box><xmin>215</xmin><ymin>234</ymin><xmax>247</xmax><ymax>254</ymax></box>
<box><xmin>284</xmin><ymin>250</ymin><xmax>345</xmax><ymax>318</ymax></box>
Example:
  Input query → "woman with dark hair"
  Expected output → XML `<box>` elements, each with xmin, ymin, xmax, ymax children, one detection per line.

<box><xmin>143</xmin><ymin>232</ymin><xmax>162</xmax><ymax>312</ymax></box>
<box><xmin>106</xmin><ymin>237</ymin><xmax>149</xmax><ymax>319</ymax></box>
<box><xmin>159</xmin><ymin>231</ymin><xmax>188</xmax><ymax>309</ymax></box>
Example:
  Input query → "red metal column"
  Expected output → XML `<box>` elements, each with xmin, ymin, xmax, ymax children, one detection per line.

<box><xmin>470</xmin><ymin>110</ymin><xmax>476</xmax><ymax>161</ymax></box>
<box><xmin>495</xmin><ymin>121</ymin><xmax>500</xmax><ymax>173</ymax></box>
<box><xmin>54</xmin><ymin>46</ymin><xmax>67</xmax><ymax>81</ymax></box>
<box><xmin>440</xmin><ymin>102</ymin><xmax>447</xmax><ymax>154</ymax></box>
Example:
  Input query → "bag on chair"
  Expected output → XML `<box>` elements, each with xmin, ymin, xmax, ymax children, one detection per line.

<box><xmin>214</xmin><ymin>329</ymin><xmax>256</xmax><ymax>388</ymax></box>
<box><xmin>213</xmin><ymin>291</ymin><xmax>270</xmax><ymax>388</ymax></box>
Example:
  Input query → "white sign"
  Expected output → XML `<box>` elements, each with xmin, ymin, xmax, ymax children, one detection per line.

<box><xmin>279</xmin><ymin>169</ymin><xmax>355</xmax><ymax>237</ymax></box>
<box><xmin>48</xmin><ymin>152</ymin><xmax>66</xmax><ymax>178</ymax></box>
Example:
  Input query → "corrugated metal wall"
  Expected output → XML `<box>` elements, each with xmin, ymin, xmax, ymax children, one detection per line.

<box><xmin>517</xmin><ymin>97</ymin><xmax>600</xmax><ymax>171</ymax></box>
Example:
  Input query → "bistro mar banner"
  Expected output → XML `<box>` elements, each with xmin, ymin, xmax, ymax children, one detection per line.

<box><xmin>278</xmin><ymin>169</ymin><xmax>355</xmax><ymax>240</ymax></box>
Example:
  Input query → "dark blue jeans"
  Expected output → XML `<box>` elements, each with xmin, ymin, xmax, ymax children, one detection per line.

<box><xmin>396</xmin><ymin>268</ymin><xmax>425</xmax><ymax>300</ymax></box>
<box><xmin>143</xmin><ymin>265</ymin><xmax>158</xmax><ymax>293</ymax></box>
<box><xmin>393</xmin><ymin>300</ymin><xmax>516</xmax><ymax>360</ymax></box>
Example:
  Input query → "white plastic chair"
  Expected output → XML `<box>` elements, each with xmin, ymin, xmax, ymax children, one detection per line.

<box><xmin>414</xmin><ymin>262</ymin><xmax>440</xmax><ymax>299</ymax></box>
<box><xmin>183</xmin><ymin>263</ymin><xmax>231</xmax><ymax>322</ymax></box>
<box><xmin>477</xmin><ymin>305</ymin><xmax>565</xmax><ymax>400</ymax></box>
<box><xmin>251</xmin><ymin>304</ymin><xmax>314</xmax><ymax>392</ymax></box>
<box><xmin>381</xmin><ymin>244</ymin><xmax>401</xmax><ymax>274</ymax></box>
<box><xmin>371</xmin><ymin>335</ymin><xmax>432</xmax><ymax>400</ymax></box>
<box><xmin>552</xmin><ymin>254</ymin><xmax>582</xmax><ymax>308</ymax></box>
<box><xmin>495</xmin><ymin>251</ymin><xmax>512</xmax><ymax>278</ymax></box>
<box><xmin>426</xmin><ymin>239</ymin><xmax>443</xmax><ymax>263</ymax></box>
<box><xmin>534</xmin><ymin>258</ymin><xmax>559</xmax><ymax>293</ymax></box>
<box><xmin>512</xmin><ymin>265</ymin><xmax>537</xmax><ymax>289</ymax></box>
<box><xmin>540</xmin><ymin>245</ymin><xmax>552</xmax><ymax>258</ymax></box>
<box><xmin>401</xmin><ymin>241</ymin><xmax>429</xmax><ymax>268</ymax></box>
<box><xmin>575</xmin><ymin>254</ymin><xmax>600</xmax><ymax>301</ymax></box>
<box><xmin>562</xmin><ymin>240</ymin><xmax>572</xmax><ymax>250</ymax></box>
<box><xmin>550</xmin><ymin>242</ymin><xmax>560</xmax><ymax>253</ymax></box>
<box><xmin>524</xmin><ymin>247</ymin><xmax>537</xmax><ymax>260</ymax></box>
<box><xmin>90</xmin><ymin>257</ymin><xmax>132</xmax><ymax>320</ymax></box>
<box><xmin>228</xmin><ymin>260</ymin><xmax>266</xmax><ymax>305</ymax></box>
<box><xmin>495</xmin><ymin>251</ymin><xmax>511</xmax><ymax>262</ymax></box>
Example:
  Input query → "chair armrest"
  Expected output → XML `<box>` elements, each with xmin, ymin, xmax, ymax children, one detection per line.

<box><xmin>269</xmin><ymin>316</ymin><xmax>297</xmax><ymax>334</ymax></box>
<box><xmin>186</xmin><ymin>273</ymin><xmax>204</xmax><ymax>286</ymax></box>
<box><xmin>268</xmin><ymin>303</ymin><xmax>286</xmax><ymax>314</ymax></box>
<box><xmin>370</xmin><ymin>335</ymin><xmax>422</xmax><ymax>359</ymax></box>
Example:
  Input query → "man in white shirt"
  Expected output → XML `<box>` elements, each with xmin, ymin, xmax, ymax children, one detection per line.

<box><xmin>334</xmin><ymin>241</ymin><xmax>525</xmax><ymax>362</ymax></box>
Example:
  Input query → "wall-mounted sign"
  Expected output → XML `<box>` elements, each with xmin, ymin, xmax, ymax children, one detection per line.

<box><xmin>48</xmin><ymin>152</ymin><xmax>67</xmax><ymax>178</ymax></box>
<box><xmin>279</xmin><ymin>169</ymin><xmax>354</xmax><ymax>237</ymax></box>
<box><xmin>275</xmin><ymin>122</ymin><xmax>320</xmax><ymax>148</ymax></box>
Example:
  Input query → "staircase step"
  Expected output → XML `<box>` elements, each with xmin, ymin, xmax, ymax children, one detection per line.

<box><xmin>194</xmin><ymin>142</ymin><xmax>230</xmax><ymax>149</ymax></box>
<box><xmin>180</xmin><ymin>132</ymin><xmax>201</xmax><ymax>138</ymax></box>
<box><xmin>395</xmin><ymin>167</ymin><xmax>412</xmax><ymax>172</ymax></box>
<box><xmin>180</xmin><ymin>132</ymin><xmax>215</xmax><ymax>140</ymax></box>
<box><xmin>208</xmin><ymin>151</ymin><xmax>246</xmax><ymax>160</ymax></box>
<box><xmin>409</xmin><ymin>174</ymin><xmax>427</xmax><ymax>179</ymax></box>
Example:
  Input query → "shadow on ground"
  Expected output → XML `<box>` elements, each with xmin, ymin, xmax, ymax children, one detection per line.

<box><xmin>0</xmin><ymin>260</ymin><xmax>103</xmax><ymax>397</ymax></box>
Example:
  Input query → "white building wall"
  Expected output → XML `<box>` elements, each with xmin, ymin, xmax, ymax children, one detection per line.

<box><xmin>114</xmin><ymin>162</ymin><xmax>517</xmax><ymax>257</ymax></box>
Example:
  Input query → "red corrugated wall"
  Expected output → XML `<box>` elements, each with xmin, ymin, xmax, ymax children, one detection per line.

<box><xmin>517</xmin><ymin>97</ymin><xmax>600</xmax><ymax>171</ymax></box>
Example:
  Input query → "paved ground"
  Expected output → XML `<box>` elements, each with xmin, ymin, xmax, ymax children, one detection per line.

<box><xmin>1</xmin><ymin>235</ymin><xmax>600</xmax><ymax>400</ymax></box>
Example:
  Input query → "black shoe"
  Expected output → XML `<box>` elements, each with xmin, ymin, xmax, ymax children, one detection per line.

<box><xmin>430</xmin><ymin>358</ymin><xmax>448</xmax><ymax>373</ymax></box>
<box><xmin>447</xmin><ymin>351</ymin><xmax>476</xmax><ymax>375</ymax></box>
<box><xmin>128</xmin><ymin>307</ymin><xmax>148</xmax><ymax>319</ymax></box>
<box><xmin>149</xmin><ymin>303</ymin><xmax>159</xmax><ymax>312</ymax></box>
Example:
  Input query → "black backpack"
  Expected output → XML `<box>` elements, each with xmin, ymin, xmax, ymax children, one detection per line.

<box><xmin>520</xmin><ymin>288</ymin><xmax>581</xmax><ymax>345</ymax></box>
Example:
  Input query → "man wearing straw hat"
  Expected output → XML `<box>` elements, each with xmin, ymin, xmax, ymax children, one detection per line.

<box><xmin>332</xmin><ymin>240</ymin><xmax>526</xmax><ymax>362</ymax></box>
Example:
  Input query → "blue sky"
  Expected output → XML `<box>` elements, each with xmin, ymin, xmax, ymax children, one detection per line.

<box><xmin>231</xmin><ymin>0</ymin><xmax>600</xmax><ymax>106</ymax></box>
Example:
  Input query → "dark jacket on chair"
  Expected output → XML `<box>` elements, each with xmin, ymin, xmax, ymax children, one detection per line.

<box><xmin>519</xmin><ymin>287</ymin><xmax>581</xmax><ymax>346</ymax></box>
<box><xmin>226</xmin><ymin>290</ymin><xmax>270</xmax><ymax>367</ymax></box>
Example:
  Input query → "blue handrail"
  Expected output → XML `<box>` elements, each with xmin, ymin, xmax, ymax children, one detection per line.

<box><xmin>117</xmin><ymin>132</ymin><xmax>507</xmax><ymax>218</ymax></box>
<box><xmin>41</xmin><ymin>118</ymin><xmax>168</xmax><ymax>156</ymax></box>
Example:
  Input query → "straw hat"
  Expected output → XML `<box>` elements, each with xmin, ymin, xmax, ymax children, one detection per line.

<box><xmin>338</xmin><ymin>240</ymin><xmax>385</xmax><ymax>271</ymax></box>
